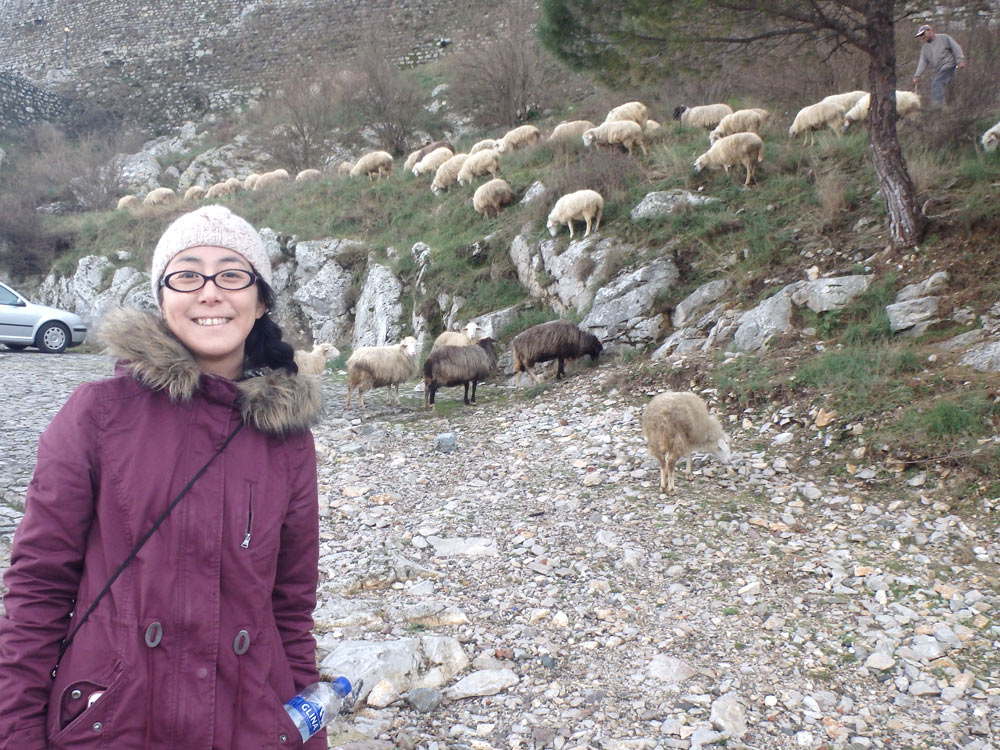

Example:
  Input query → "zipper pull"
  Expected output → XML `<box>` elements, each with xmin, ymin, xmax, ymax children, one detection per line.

<box><xmin>241</xmin><ymin>532</ymin><xmax>251</xmax><ymax>549</ymax></box>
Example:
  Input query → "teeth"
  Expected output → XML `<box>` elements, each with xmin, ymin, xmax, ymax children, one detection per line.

<box><xmin>195</xmin><ymin>318</ymin><xmax>230</xmax><ymax>326</ymax></box>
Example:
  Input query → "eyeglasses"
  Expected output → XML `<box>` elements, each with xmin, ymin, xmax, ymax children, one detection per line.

<box><xmin>161</xmin><ymin>269</ymin><xmax>257</xmax><ymax>293</ymax></box>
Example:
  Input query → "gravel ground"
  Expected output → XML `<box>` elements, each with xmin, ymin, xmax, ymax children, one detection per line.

<box><xmin>1</xmin><ymin>349</ymin><xmax>998</xmax><ymax>750</ymax></box>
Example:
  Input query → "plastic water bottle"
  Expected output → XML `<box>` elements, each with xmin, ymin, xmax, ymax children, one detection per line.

<box><xmin>283</xmin><ymin>677</ymin><xmax>352</xmax><ymax>743</ymax></box>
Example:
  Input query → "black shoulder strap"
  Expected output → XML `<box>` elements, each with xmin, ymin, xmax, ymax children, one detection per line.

<box><xmin>52</xmin><ymin>421</ymin><xmax>245</xmax><ymax>678</ymax></box>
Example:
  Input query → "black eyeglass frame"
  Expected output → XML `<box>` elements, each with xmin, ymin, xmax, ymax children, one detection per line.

<box><xmin>160</xmin><ymin>269</ymin><xmax>258</xmax><ymax>293</ymax></box>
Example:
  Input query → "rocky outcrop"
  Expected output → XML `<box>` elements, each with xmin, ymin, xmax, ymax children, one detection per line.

<box><xmin>581</xmin><ymin>258</ymin><xmax>679</xmax><ymax>348</ymax></box>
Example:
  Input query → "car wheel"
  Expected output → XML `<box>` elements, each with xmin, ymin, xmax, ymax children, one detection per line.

<box><xmin>3</xmin><ymin>344</ymin><xmax>28</xmax><ymax>351</ymax></box>
<box><xmin>35</xmin><ymin>322</ymin><xmax>70</xmax><ymax>353</ymax></box>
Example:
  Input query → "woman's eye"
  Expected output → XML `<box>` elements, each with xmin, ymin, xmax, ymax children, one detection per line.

<box><xmin>176</xmin><ymin>271</ymin><xmax>200</xmax><ymax>280</ymax></box>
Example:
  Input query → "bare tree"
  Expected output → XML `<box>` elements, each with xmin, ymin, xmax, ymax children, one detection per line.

<box><xmin>256</xmin><ymin>69</ymin><xmax>344</xmax><ymax>173</ymax></box>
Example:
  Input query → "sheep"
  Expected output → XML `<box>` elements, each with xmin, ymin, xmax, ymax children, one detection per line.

<box><xmin>672</xmin><ymin>103</ymin><xmax>734</xmax><ymax>130</ymax></box>
<box><xmin>843</xmin><ymin>91</ymin><xmax>921</xmax><ymax>129</ymax></box>
<box><xmin>469</xmin><ymin>138</ymin><xmax>497</xmax><ymax>154</ymax></box>
<box><xmin>243</xmin><ymin>173</ymin><xmax>261</xmax><ymax>190</ymax></box>
<box><xmin>142</xmin><ymin>187</ymin><xmax>176</xmax><ymax>206</ymax></box>
<box><xmin>788</xmin><ymin>101</ymin><xmax>847</xmax><ymax>145</ymax></box>
<box><xmin>293</xmin><ymin>341</ymin><xmax>340</xmax><ymax>375</ymax></box>
<box><xmin>350</xmin><ymin>151</ymin><xmax>393</xmax><ymax>181</ymax></box>
<box><xmin>116</xmin><ymin>194</ymin><xmax>140</xmax><ymax>211</ymax></box>
<box><xmin>604</xmin><ymin>101</ymin><xmax>649</xmax><ymax>131</ymax></box>
<box><xmin>641</xmin><ymin>391</ymin><xmax>731</xmax><ymax>495</ymax></box>
<box><xmin>472</xmin><ymin>178</ymin><xmax>515</xmax><ymax>218</ymax></box>
<box><xmin>582</xmin><ymin>120</ymin><xmax>647</xmax><ymax>156</ymax></box>
<box><xmin>183</xmin><ymin>185</ymin><xmax>207</xmax><ymax>201</ymax></box>
<box><xmin>430</xmin><ymin>153</ymin><xmax>470</xmax><ymax>194</ymax></box>
<box><xmin>336</xmin><ymin>161</ymin><xmax>354</xmax><ymax>177</ymax></box>
<box><xmin>511</xmin><ymin>319</ymin><xmax>602</xmax><ymax>386</ymax></box>
<box><xmin>225</xmin><ymin>177</ymin><xmax>243</xmax><ymax>192</ymax></box>
<box><xmin>412</xmin><ymin>146</ymin><xmax>454</xmax><ymax>177</ymax></box>
<box><xmin>546</xmin><ymin>189</ymin><xmax>604</xmax><ymax>239</ymax></box>
<box><xmin>982</xmin><ymin>120</ymin><xmax>1000</xmax><ymax>153</ymax></box>
<box><xmin>645</xmin><ymin>119</ymin><xmax>662</xmax><ymax>134</ymax></box>
<box><xmin>345</xmin><ymin>336</ymin><xmax>419</xmax><ymax>411</ymax></box>
<box><xmin>205</xmin><ymin>181</ymin><xmax>235</xmax><ymax>199</ymax></box>
<box><xmin>295</xmin><ymin>168</ymin><xmax>322</xmax><ymax>182</ymax></box>
<box><xmin>403</xmin><ymin>149</ymin><xmax>423</xmax><ymax>172</ymax></box>
<box><xmin>709</xmin><ymin>108</ymin><xmax>770</xmax><ymax>144</ymax></box>
<box><xmin>253</xmin><ymin>168</ymin><xmax>291</xmax><ymax>190</ymax></box>
<box><xmin>405</xmin><ymin>140</ymin><xmax>454</xmax><ymax>171</ymax></box>
<box><xmin>693</xmin><ymin>132</ymin><xmax>764</xmax><ymax>187</ymax></box>
<box><xmin>820</xmin><ymin>90</ymin><xmax>868</xmax><ymax>113</ymax></box>
<box><xmin>423</xmin><ymin>338</ymin><xmax>498</xmax><ymax>409</ymax></box>
<box><xmin>494</xmin><ymin>124</ymin><xmax>542</xmax><ymax>153</ymax></box>
<box><xmin>548</xmin><ymin>120</ymin><xmax>595</xmax><ymax>143</ymax></box>
<box><xmin>430</xmin><ymin>321</ymin><xmax>480</xmax><ymax>353</ymax></box>
<box><xmin>457</xmin><ymin>149</ymin><xmax>501</xmax><ymax>186</ymax></box>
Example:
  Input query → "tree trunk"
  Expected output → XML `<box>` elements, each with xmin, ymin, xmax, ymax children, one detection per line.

<box><xmin>865</xmin><ymin>0</ymin><xmax>925</xmax><ymax>249</ymax></box>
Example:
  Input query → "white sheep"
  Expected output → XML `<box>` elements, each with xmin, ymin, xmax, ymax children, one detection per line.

<box><xmin>404</xmin><ymin>141</ymin><xmax>454</xmax><ymax>173</ymax></box>
<box><xmin>641</xmin><ymin>391</ymin><xmax>731</xmax><ymax>495</ymax></box>
<box><xmin>205</xmin><ymin>181</ymin><xmax>235</xmax><ymax>199</ymax></box>
<box><xmin>494</xmin><ymin>124</ymin><xmax>542</xmax><ymax>153</ymax></box>
<box><xmin>843</xmin><ymin>91</ymin><xmax>921</xmax><ymax>129</ymax></box>
<box><xmin>645</xmin><ymin>119</ymin><xmax>662</xmax><ymax>134</ymax></box>
<box><xmin>457</xmin><ymin>149</ymin><xmax>501</xmax><ymax>186</ymax></box>
<box><xmin>295</xmin><ymin>168</ymin><xmax>322</xmax><ymax>182</ymax></box>
<box><xmin>709</xmin><ymin>108</ymin><xmax>770</xmax><ymax>144</ymax></box>
<box><xmin>253</xmin><ymin>169</ymin><xmax>291</xmax><ymax>190</ymax></box>
<box><xmin>293</xmin><ymin>342</ymin><xmax>340</xmax><ymax>375</ymax></box>
<box><xmin>336</xmin><ymin>161</ymin><xmax>354</xmax><ymax>177</ymax></box>
<box><xmin>183</xmin><ymin>185</ymin><xmax>206</xmax><ymax>201</ymax></box>
<box><xmin>412</xmin><ymin>146</ymin><xmax>454</xmax><ymax>177</ymax></box>
<box><xmin>225</xmin><ymin>177</ymin><xmax>243</xmax><ymax>192</ymax></box>
<box><xmin>672</xmin><ymin>103</ymin><xmax>734</xmax><ymax>130</ymax></box>
<box><xmin>350</xmin><ymin>151</ymin><xmax>393</xmax><ymax>181</ymax></box>
<box><xmin>142</xmin><ymin>187</ymin><xmax>176</xmax><ymax>206</ymax></box>
<box><xmin>243</xmin><ymin>173</ymin><xmax>261</xmax><ymax>190</ymax></box>
<box><xmin>472</xmin><ymin>178</ymin><xmax>515</xmax><ymax>218</ymax></box>
<box><xmin>693</xmin><ymin>132</ymin><xmax>764</xmax><ymax>187</ymax></box>
<box><xmin>430</xmin><ymin>321</ymin><xmax>480</xmax><ymax>353</ymax></box>
<box><xmin>345</xmin><ymin>336</ymin><xmax>419</xmax><ymax>411</ymax></box>
<box><xmin>788</xmin><ymin>101</ymin><xmax>847</xmax><ymax>145</ymax></box>
<box><xmin>116</xmin><ymin>194</ymin><xmax>140</xmax><ymax>211</ymax></box>
<box><xmin>403</xmin><ymin>149</ymin><xmax>423</xmax><ymax>172</ymax></box>
<box><xmin>604</xmin><ymin>101</ymin><xmax>649</xmax><ymax>132</ymax></box>
<box><xmin>982</xmin><ymin>120</ymin><xmax>1000</xmax><ymax>152</ymax></box>
<box><xmin>469</xmin><ymin>138</ymin><xmax>498</xmax><ymax>154</ymax></box>
<box><xmin>546</xmin><ymin>189</ymin><xmax>604</xmax><ymax>238</ymax></box>
<box><xmin>820</xmin><ymin>90</ymin><xmax>868</xmax><ymax>112</ymax></box>
<box><xmin>430</xmin><ymin>153</ymin><xmax>470</xmax><ymax>194</ymax></box>
<box><xmin>548</xmin><ymin>120</ymin><xmax>595</xmax><ymax>143</ymax></box>
<box><xmin>582</xmin><ymin>120</ymin><xmax>647</xmax><ymax>156</ymax></box>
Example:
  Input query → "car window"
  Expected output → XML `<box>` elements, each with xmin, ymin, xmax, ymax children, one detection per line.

<box><xmin>0</xmin><ymin>286</ymin><xmax>21</xmax><ymax>305</ymax></box>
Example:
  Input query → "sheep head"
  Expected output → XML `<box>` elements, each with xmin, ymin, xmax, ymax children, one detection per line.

<box><xmin>400</xmin><ymin>336</ymin><xmax>419</xmax><ymax>356</ymax></box>
<box><xmin>715</xmin><ymin>436</ymin><xmax>732</xmax><ymax>464</ymax></box>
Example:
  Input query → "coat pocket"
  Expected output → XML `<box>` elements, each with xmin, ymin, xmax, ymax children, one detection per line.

<box><xmin>48</xmin><ymin>661</ymin><xmax>130</xmax><ymax>749</ymax></box>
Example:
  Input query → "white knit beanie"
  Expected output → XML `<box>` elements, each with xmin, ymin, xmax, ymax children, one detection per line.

<box><xmin>150</xmin><ymin>205</ymin><xmax>272</xmax><ymax>304</ymax></box>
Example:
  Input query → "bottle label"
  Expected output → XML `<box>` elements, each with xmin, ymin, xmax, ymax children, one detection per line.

<box><xmin>286</xmin><ymin>696</ymin><xmax>325</xmax><ymax>737</ymax></box>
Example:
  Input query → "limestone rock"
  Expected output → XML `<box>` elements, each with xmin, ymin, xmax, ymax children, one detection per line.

<box><xmin>896</xmin><ymin>271</ymin><xmax>948</xmax><ymax>302</ymax></box>
<box><xmin>319</xmin><ymin>639</ymin><xmax>422</xmax><ymax>702</ymax></box>
<box><xmin>630</xmin><ymin>189</ymin><xmax>720</xmax><ymax>221</ymax></box>
<box><xmin>37</xmin><ymin>255</ymin><xmax>115</xmax><ymax>321</ymax></box>
<box><xmin>790</xmin><ymin>275</ymin><xmax>871</xmax><ymax>313</ymax></box>
<box><xmin>959</xmin><ymin>340</ymin><xmax>1000</xmax><ymax>372</ymax></box>
<box><xmin>886</xmin><ymin>296</ymin><xmax>939</xmax><ymax>332</ymax></box>
<box><xmin>581</xmin><ymin>257</ymin><xmax>679</xmax><ymax>347</ymax></box>
<box><xmin>445</xmin><ymin>668</ymin><xmax>519</xmax><ymax>699</ymax></box>
<box><xmin>734</xmin><ymin>285</ymin><xmax>800</xmax><ymax>352</ymax></box>
<box><xmin>672</xmin><ymin>279</ymin><xmax>730</xmax><ymax>328</ymax></box>
<box><xmin>648</xmin><ymin>655</ymin><xmax>696</xmax><ymax>683</ymax></box>
<box><xmin>118</xmin><ymin>151</ymin><xmax>162</xmax><ymax>193</ymax></box>
<box><xmin>353</xmin><ymin>262</ymin><xmax>403</xmax><ymax>349</ymax></box>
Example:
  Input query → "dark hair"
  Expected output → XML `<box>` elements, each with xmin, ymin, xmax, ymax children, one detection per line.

<box><xmin>243</xmin><ymin>279</ymin><xmax>298</xmax><ymax>374</ymax></box>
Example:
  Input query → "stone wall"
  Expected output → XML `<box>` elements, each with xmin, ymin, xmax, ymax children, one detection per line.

<box><xmin>0</xmin><ymin>0</ymin><xmax>498</xmax><ymax>129</ymax></box>
<box><xmin>0</xmin><ymin>70</ymin><xmax>68</xmax><ymax>130</ymax></box>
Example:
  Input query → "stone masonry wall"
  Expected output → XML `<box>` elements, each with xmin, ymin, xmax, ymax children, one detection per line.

<box><xmin>0</xmin><ymin>70</ymin><xmax>68</xmax><ymax>130</ymax></box>
<box><xmin>0</xmin><ymin>0</ymin><xmax>499</xmax><ymax>129</ymax></box>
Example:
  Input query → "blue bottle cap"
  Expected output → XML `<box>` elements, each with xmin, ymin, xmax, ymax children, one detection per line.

<box><xmin>332</xmin><ymin>676</ymin><xmax>351</xmax><ymax>696</ymax></box>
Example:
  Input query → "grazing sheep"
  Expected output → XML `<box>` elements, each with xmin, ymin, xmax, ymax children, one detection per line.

<box><xmin>582</xmin><ymin>120</ymin><xmax>647</xmax><ymax>156</ymax></box>
<box><xmin>511</xmin><ymin>320</ymin><xmax>602</xmax><ymax>386</ymax></box>
<box><xmin>457</xmin><ymin>149</ymin><xmax>502</xmax><ymax>186</ymax></box>
<box><xmin>336</xmin><ymin>161</ymin><xmax>354</xmax><ymax>177</ymax></box>
<box><xmin>709</xmin><ymin>108</ymin><xmax>770</xmax><ymax>143</ymax></box>
<box><xmin>253</xmin><ymin>169</ymin><xmax>291</xmax><ymax>190</ymax></box>
<box><xmin>430</xmin><ymin>322</ymin><xmax>480</xmax><ymax>353</ymax></box>
<box><xmin>243</xmin><ymin>173</ymin><xmax>261</xmax><ymax>190</ymax></box>
<box><xmin>295</xmin><ymin>168</ymin><xmax>322</xmax><ymax>182</ymax></box>
<box><xmin>293</xmin><ymin>342</ymin><xmax>340</xmax><ymax>375</ymax></box>
<box><xmin>345</xmin><ymin>336</ymin><xmax>419</xmax><ymax>411</ymax></box>
<box><xmin>183</xmin><ymin>185</ymin><xmax>207</xmax><ymax>201</ymax></box>
<box><xmin>350</xmin><ymin>151</ymin><xmax>393</xmax><ymax>181</ymax></box>
<box><xmin>546</xmin><ymin>189</ymin><xmax>604</xmax><ymax>239</ymax></box>
<box><xmin>843</xmin><ymin>91</ymin><xmax>922</xmax><ymax>129</ymax></box>
<box><xmin>205</xmin><ymin>181</ymin><xmax>235</xmax><ymax>199</ymax></box>
<box><xmin>693</xmin><ymin>132</ymin><xmax>764</xmax><ymax>187</ymax></box>
<box><xmin>494</xmin><ymin>124</ymin><xmax>543</xmax><ymax>153</ymax></box>
<box><xmin>672</xmin><ymin>103</ymin><xmax>734</xmax><ymax>130</ymax></box>
<box><xmin>143</xmin><ymin>187</ymin><xmax>176</xmax><ymax>206</ymax></box>
<box><xmin>403</xmin><ymin>149</ymin><xmax>423</xmax><ymax>172</ymax></box>
<box><xmin>788</xmin><ymin>101</ymin><xmax>847</xmax><ymax>144</ymax></box>
<box><xmin>472</xmin><ymin>178</ymin><xmax>515</xmax><ymax>218</ymax></box>
<box><xmin>549</xmin><ymin>120</ymin><xmax>595</xmax><ymax>143</ymax></box>
<box><xmin>116</xmin><ymin>194</ymin><xmax>140</xmax><ymax>211</ymax></box>
<box><xmin>469</xmin><ymin>138</ymin><xmax>498</xmax><ymax>154</ymax></box>
<box><xmin>431</xmin><ymin>153</ymin><xmax>470</xmax><ymax>194</ymax></box>
<box><xmin>604</xmin><ymin>101</ymin><xmax>649</xmax><ymax>131</ymax></box>
<box><xmin>405</xmin><ymin>140</ymin><xmax>455</xmax><ymax>172</ymax></box>
<box><xmin>982</xmin><ymin>120</ymin><xmax>1000</xmax><ymax>152</ymax></box>
<box><xmin>645</xmin><ymin>119</ymin><xmax>662</xmax><ymax>134</ymax></box>
<box><xmin>412</xmin><ymin>146</ymin><xmax>454</xmax><ymax>177</ymax></box>
<box><xmin>225</xmin><ymin>177</ymin><xmax>243</xmax><ymax>192</ymax></box>
<box><xmin>641</xmin><ymin>391</ymin><xmax>731</xmax><ymax>495</ymax></box>
<box><xmin>423</xmin><ymin>338</ymin><xmax>498</xmax><ymax>409</ymax></box>
<box><xmin>821</xmin><ymin>90</ymin><xmax>868</xmax><ymax>112</ymax></box>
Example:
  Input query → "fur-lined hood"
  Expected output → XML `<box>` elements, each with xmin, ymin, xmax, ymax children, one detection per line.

<box><xmin>99</xmin><ymin>307</ymin><xmax>322</xmax><ymax>436</ymax></box>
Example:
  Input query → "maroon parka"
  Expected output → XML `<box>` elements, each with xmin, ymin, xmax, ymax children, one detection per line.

<box><xmin>0</xmin><ymin>309</ymin><xmax>327</xmax><ymax>749</ymax></box>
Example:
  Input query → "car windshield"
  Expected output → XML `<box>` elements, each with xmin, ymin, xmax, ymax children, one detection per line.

<box><xmin>0</xmin><ymin>286</ymin><xmax>21</xmax><ymax>305</ymax></box>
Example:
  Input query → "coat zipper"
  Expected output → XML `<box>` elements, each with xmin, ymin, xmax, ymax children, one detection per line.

<box><xmin>241</xmin><ymin>485</ymin><xmax>254</xmax><ymax>549</ymax></box>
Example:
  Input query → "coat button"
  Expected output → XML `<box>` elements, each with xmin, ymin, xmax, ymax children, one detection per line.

<box><xmin>92</xmin><ymin>722</ymin><xmax>103</xmax><ymax>732</ymax></box>
<box><xmin>71</xmin><ymin>689</ymin><xmax>82</xmax><ymax>699</ymax></box>
<box><xmin>279</xmin><ymin>733</ymin><xmax>288</xmax><ymax>743</ymax></box>
<box><xmin>144</xmin><ymin>621</ymin><xmax>163</xmax><ymax>648</ymax></box>
<box><xmin>233</xmin><ymin>629</ymin><xmax>250</xmax><ymax>655</ymax></box>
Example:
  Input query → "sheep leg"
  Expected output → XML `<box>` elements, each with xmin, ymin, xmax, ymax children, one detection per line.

<box><xmin>557</xmin><ymin>357</ymin><xmax>565</xmax><ymax>380</ymax></box>
<box><xmin>470</xmin><ymin>379</ymin><xmax>480</xmax><ymax>404</ymax></box>
<box><xmin>639</xmin><ymin>139</ymin><xmax>648</xmax><ymax>157</ymax></box>
<box><xmin>567</xmin><ymin>221</ymin><xmax>575</xmax><ymax>239</ymax></box>
<box><xmin>593</xmin><ymin>207</ymin><xmax>602</xmax><ymax>234</ymax></box>
<box><xmin>744</xmin><ymin>161</ymin><xmax>753</xmax><ymax>187</ymax></box>
<box><xmin>584</xmin><ymin>216</ymin><xmax>592</xmax><ymax>237</ymax></box>
<box><xmin>463</xmin><ymin>381</ymin><xmax>471</xmax><ymax>405</ymax></box>
<box><xmin>345</xmin><ymin>384</ymin><xmax>353</xmax><ymax>409</ymax></box>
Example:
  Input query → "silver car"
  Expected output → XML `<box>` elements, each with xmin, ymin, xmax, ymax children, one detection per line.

<box><xmin>0</xmin><ymin>280</ymin><xmax>88</xmax><ymax>353</ymax></box>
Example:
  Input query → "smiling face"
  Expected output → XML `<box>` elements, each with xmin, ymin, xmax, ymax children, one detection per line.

<box><xmin>160</xmin><ymin>245</ymin><xmax>265</xmax><ymax>379</ymax></box>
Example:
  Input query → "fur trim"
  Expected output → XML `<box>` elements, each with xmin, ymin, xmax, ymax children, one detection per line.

<box><xmin>98</xmin><ymin>308</ymin><xmax>322</xmax><ymax>436</ymax></box>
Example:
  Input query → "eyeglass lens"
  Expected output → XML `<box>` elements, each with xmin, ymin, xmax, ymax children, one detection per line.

<box><xmin>163</xmin><ymin>269</ymin><xmax>255</xmax><ymax>292</ymax></box>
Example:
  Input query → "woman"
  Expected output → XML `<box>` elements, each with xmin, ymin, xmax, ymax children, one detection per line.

<box><xmin>0</xmin><ymin>205</ymin><xmax>326</xmax><ymax>748</ymax></box>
